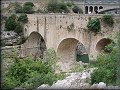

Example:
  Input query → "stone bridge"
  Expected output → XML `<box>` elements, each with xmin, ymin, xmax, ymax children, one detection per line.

<box><xmin>20</xmin><ymin>14</ymin><xmax>120</xmax><ymax>72</ymax></box>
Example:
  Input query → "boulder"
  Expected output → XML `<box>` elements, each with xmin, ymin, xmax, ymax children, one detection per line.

<box><xmin>37</xmin><ymin>84</ymin><xmax>50</xmax><ymax>89</ymax></box>
<box><xmin>97</xmin><ymin>82</ymin><xmax>106</xmax><ymax>89</ymax></box>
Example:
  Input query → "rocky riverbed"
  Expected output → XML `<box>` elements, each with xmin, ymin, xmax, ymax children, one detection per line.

<box><xmin>37</xmin><ymin>68</ymin><xmax>119</xmax><ymax>89</ymax></box>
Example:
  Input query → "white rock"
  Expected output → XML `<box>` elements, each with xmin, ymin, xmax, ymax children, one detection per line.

<box><xmin>97</xmin><ymin>82</ymin><xmax>106</xmax><ymax>89</ymax></box>
<box><xmin>37</xmin><ymin>84</ymin><xmax>50</xmax><ymax>89</ymax></box>
<box><xmin>107</xmin><ymin>86</ymin><xmax>120</xmax><ymax>89</ymax></box>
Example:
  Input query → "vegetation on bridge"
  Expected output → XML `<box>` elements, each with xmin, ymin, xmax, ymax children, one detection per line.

<box><xmin>102</xmin><ymin>15</ymin><xmax>114</xmax><ymax>27</ymax></box>
<box><xmin>87</xmin><ymin>18</ymin><xmax>101</xmax><ymax>33</ymax></box>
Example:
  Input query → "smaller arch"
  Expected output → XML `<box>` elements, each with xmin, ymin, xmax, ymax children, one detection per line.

<box><xmin>89</xmin><ymin>6</ymin><xmax>93</xmax><ymax>13</ymax></box>
<box><xmin>99</xmin><ymin>6</ymin><xmax>103</xmax><ymax>10</ymax></box>
<box><xmin>96</xmin><ymin>38</ymin><xmax>112</xmax><ymax>53</ymax></box>
<box><xmin>85</xmin><ymin>6</ymin><xmax>88</xmax><ymax>14</ymax></box>
<box><xmin>94</xmin><ymin>6</ymin><xmax>98</xmax><ymax>14</ymax></box>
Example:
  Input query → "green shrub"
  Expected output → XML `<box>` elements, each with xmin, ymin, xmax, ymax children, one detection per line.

<box><xmin>18</xmin><ymin>14</ymin><xmax>28</xmax><ymax>24</ymax></box>
<box><xmin>104</xmin><ymin>42</ymin><xmax>115</xmax><ymax>53</ymax></box>
<box><xmin>72</xmin><ymin>6</ymin><xmax>83</xmax><ymax>14</ymax></box>
<box><xmin>4</xmin><ymin>14</ymin><xmax>26</xmax><ymax>34</ymax></box>
<box><xmin>47</xmin><ymin>0</ymin><xmax>69</xmax><ymax>13</ymax></box>
<box><xmin>91</xmin><ymin>46</ymin><xmax>117</xmax><ymax>85</ymax></box>
<box><xmin>23</xmin><ymin>5</ymin><xmax>34</xmax><ymax>14</ymax></box>
<box><xmin>15</xmin><ymin>3</ymin><xmax>23</xmax><ymax>13</ymax></box>
<box><xmin>23</xmin><ymin>2</ymin><xmax>34</xmax><ymax>7</ymax></box>
<box><xmin>2</xmin><ymin>49</ymin><xmax>61</xmax><ymax>89</ymax></box>
<box><xmin>102</xmin><ymin>15</ymin><xmax>114</xmax><ymax>27</ymax></box>
<box><xmin>23</xmin><ymin>2</ymin><xmax>34</xmax><ymax>14</ymax></box>
<box><xmin>14</xmin><ymin>23</ymin><xmax>23</xmax><ymax>34</ymax></box>
<box><xmin>5</xmin><ymin>14</ymin><xmax>17</xmax><ymax>31</ymax></box>
<box><xmin>66</xmin><ymin>2</ymin><xmax>73</xmax><ymax>7</ymax></box>
<box><xmin>87</xmin><ymin>18</ymin><xmax>100</xmax><ymax>33</ymax></box>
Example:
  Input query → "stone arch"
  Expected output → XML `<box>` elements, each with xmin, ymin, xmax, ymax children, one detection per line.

<box><xmin>99</xmin><ymin>6</ymin><xmax>103</xmax><ymax>10</ymax></box>
<box><xmin>22</xmin><ymin>31</ymin><xmax>46</xmax><ymax>59</ymax></box>
<box><xmin>94</xmin><ymin>6</ymin><xmax>98</xmax><ymax>14</ymax></box>
<box><xmin>96</xmin><ymin>38</ymin><xmax>112</xmax><ymax>53</ymax></box>
<box><xmin>85</xmin><ymin>6</ymin><xmax>88</xmax><ymax>14</ymax></box>
<box><xmin>57</xmin><ymin>38</ymin><xmax>88</xmax><ymax>72</ymax></box>
<box><xmin>89</xmin><ymin>6</ymin><xmax>93</xmax><ymax>13</ymax></box>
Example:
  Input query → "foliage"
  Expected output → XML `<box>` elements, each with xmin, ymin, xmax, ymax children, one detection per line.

<box><xmin>72</xmin><ymin>6</ymin><xmax>83</xmax><ymax>14</ymax></box>
<box><xmin>104</xmin><ymin>42</ymin><xmax>115</xmax><ymax>53</ymax></box>
<box><xmin>23</xmin><ymin>2</ymin><xmax>34</xmax><ymax>14</ymax></box>
<box><xmin>23</xmin><ymin>5</ymin><xmax>34</xmax><ymax>14</ymax></box>
<box><xmin>5</xmin><ymin>14</ymin><xmax>17</xmax><ymax>31</ymax></box>
<box><xmin>18</xmin><ymin>14</ymin><xmax>28</xmax><ymax>24</ymax></box>
<box><xmin>87</xmin><ymin>18</ymin><xmax>101</xmax><ymax>33</ymax></box>
<box><xmin>102</xmin><ymin>15</ymin><xmax>114</xmax><ymax>27</ymax></box>
<box><xmin>66</xmin><ymin>2</ymin><xmax>73</xmax><ymax>7</ymax></box>
<box><xmin>15</xmin><ymin>2</ymin><xmax>34</xmax><ymax>14</ymax></box>
<box><xmin>15</xmin><ymin>3</ymin><xmax>23</xmax><ymax>13</ymax></box>
<box><xmin>2</xmin><ymin>48</ymin><xmax>65</xmax><ymax>89</ymax></box>
<box><xmin>4</xmin><ymin>13</ymin><xmax>28</xmax><ymax>34</ymax></box>
<box><xmin>14</xmin><ymin>22</ymin><xmax>23</xmax><ymax>34</ymax></box>
<box><xmin>116</xmin><ymin>32</ymin><xmax>120</xmax><ymax>86</ymax></box>
<box><xmin>91</xmin><ymin>45</ymin><xmax>117</xmax><ymax>85</ymax></box>
<box><xmin>23</xmin><ymin>2</ymin><xmax>34</xmax><ymax>7</ymax></box>
<box><xmin>47</xmin><ymin>0</ymin><xmax>69</xmax><ymax>13</ymax></box>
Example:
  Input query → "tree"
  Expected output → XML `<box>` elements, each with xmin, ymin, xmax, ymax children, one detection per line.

<box><xmin>23</xmin><ymin>2</ymin><xmax>34</xmax><ymax>14</ymax></box>
<box><xmin>47</xmin><ymin>0</ymin><xmax>69</xmax><ymax>13</ymax></box>
<box><xmin>5</xmin><ymin>14</ymin><xmax>17</xmax><ymax>31</ymax></box>
<box><xmin>18</xmin><ymin>14</ymin><xmax>28</xmax><ymax>24</ymax></box>
<box><xmin>23</xmin><ymin>5</ymin><xmax>34</xmax><ymax>14</ymax></box>
<box><xmin>91</xmin><ymin>43</ymin><xmax>117</xmax><ymax>85</ymax></box>
<box><xmin>72</xmin><ymin>6</ymin><xmax>83</xmax><ymax>14</ymax></box>
<box><xmin>14</xmin><ymin>23</ymin><xmax>23</xmax><ymax>34</ymax></box>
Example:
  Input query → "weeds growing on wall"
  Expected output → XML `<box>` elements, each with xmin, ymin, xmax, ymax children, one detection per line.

<box><xmin>102</xmin><ymin>15</ymin><xmax>114</xmax><ymax>27</ymax></box>
<box><xmin>87</xmin><ymin>18</ymin><xmax>100</xmax><ymax>33</ymax></box>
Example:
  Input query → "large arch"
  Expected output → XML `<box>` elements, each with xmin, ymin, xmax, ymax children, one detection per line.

<box><xmin>57</xmin><ymin>38</ymin><xmax>88</xmax><ymax>72</ymax></box>
<box><xmin>96</xmin><ymin>38</ymin><xmax>112</xmax><ymax>53</ymax></box>
<box><xmin>21</xmin><ymin>31</ymin><xmax>46</xmax><ymax>59</ymax></box>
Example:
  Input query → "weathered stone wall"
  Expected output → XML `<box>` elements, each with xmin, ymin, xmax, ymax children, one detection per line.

<box><xmin>23</xmin><ymin>14</ymin><xmax>119</xmax><ymax>61</ymax></box>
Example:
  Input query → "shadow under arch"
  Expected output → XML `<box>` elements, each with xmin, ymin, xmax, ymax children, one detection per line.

<box><xmin>96</xmin><ymin>38</ymin><xmax>112</xmax><ymax>53</ymax></box>
<box><xmin>57</xmin><ymin>38</ymin><xmax>89</xmax><ymax>72</ymax></box>
<box><xmin>21</xmin><ymin>31</ymin><xmax>46</xmax><ymax>59</ymax></box>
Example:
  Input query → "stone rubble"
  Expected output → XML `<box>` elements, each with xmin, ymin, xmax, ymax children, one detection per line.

<box><xmin>37</xmin><ymin>68</ymin><xmax>120</xmax><ymax>89</ymax></box>
<box><xmin>37</xmin><ymin>68</ymin><xmax>95</xmax><ymax>89</ymax></box>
